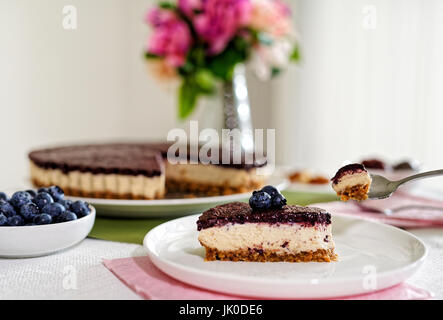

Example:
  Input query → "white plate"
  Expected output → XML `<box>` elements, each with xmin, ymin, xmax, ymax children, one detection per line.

<box><xmin>144</xmin><ymin>214</ymin><xmax>426</xmax><ymax>299</ymax></box>
<box><xmin>0</xmin><ymin>207</ymin><xmax>95</xmax><ymax>258</ymax></box>
<box><xmin>67</xmin><ymin>174</ymin><xmax>288</xmax><ymax>218</ymax></box>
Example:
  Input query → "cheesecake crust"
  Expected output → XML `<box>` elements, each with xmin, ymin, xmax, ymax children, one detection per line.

<box><xmin>166</xmin><ymin>179</ymin><xmax>264</xmax><ymax>197</ymax></box>
<box><xmin>202</xmin><ymin>246</ymin><xmax>338</xmax><ymax>262</ymax></box>
<box><xmin>336</xmin><ymin>184</ymin><xmax>370</xmax><ymax>201</ymax></box>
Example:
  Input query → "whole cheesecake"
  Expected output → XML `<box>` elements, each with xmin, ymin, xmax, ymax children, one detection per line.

<box><xmin>28</xmin><ymin>143</ymin><xmax>267</xmax><ymax>199</ymax></box>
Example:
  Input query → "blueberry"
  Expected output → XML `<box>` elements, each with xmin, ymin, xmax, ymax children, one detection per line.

<box><xmin>25</xmin><ymin>190</ymin><xmax>37</xmax><ymax>198</ymax></box>
<box><xmin>19</xmin><ymin>203</ymin><xmax>40</xmax><ymax>220</ymax></box>
<box><xmin>57</xmin><ymin>199</ymin><xmax>73</xmax><ymax>210</ymax></box>
<box><xmin>34</xmin><ymin>192</ymin><xmax>54</xmax><ymax>210</ymax></box>
<box><xmin>249</xmin><ymin>191</ymin><xmax>272</xmax><ymax>211</ymax></box>
<box><xmin>0</xmin><ymin>200</ymin><xmax>16</xmax><ymax>217</ymax></box>
<box><xmin>48</xmin><ymin>186</ymin><xmax>64</xmax><ymax>201</ymax></box>
<box><xmin>38</xmin><ymin>187</ymin><xmax>49</xmax><ymax>193</ymax></box>
<box><xmin>261</xmin><ymin>185</ymin><xmax>280</xmax><ymax>198</ymax></box>
<box><xmin>7</xmin><ymin>215</ymin><xmax>24</xmax><ymax>226</ymax></box>
<box><xmin>70</xmin><ymin>200</ymin><xmax>91</xmax><ymax>217</ymax></box>
<box><xmin>25</xmin><ymin>223</ymin><xmax>36</xmax><ymax>226</ymax></box>
<box><xmin>42</xmin><ymin>202</ymin><xmax>65</xmax><ymax>218</ymax></box>
<box><xmin>57</xmin><ymin>211</ymin><xmax>77</xmax><ymax>223</ymax></box>
<box><xmin>33</xmin><ymin>213</ymin><xmax>52</xmax><ymax>225</ymax></box>
<box><xmin>0</xmin><ymin>214</ymin><xmax>7</xmax><ymax>226</ymax></box>
<box><xmin>271</xmin><ymin>193</ymin><xmax>287</xmax><ymax>209</ymax></box>
<box><xmin>0</xmin><ymin>192</ymin><xmax>9</xmax><ymax>201</ymax></box>
<box><xmin>10</xmin><ymin>191</ymin><xmax>32</xmax><ymax>208</ymax></box>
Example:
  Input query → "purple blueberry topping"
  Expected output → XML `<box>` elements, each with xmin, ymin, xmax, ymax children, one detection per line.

<box><xmin>331</xmin><ymin>163</ymin><xmax>367</xmax><ymax>184</ymax></box>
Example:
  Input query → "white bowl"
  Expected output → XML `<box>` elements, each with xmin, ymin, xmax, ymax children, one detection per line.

<box><xmin>0</xmin><ymin>207</ymin><xmax>96</xmax><ymax>258</ymax></box>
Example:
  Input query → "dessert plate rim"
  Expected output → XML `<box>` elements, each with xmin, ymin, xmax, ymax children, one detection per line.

<box><xmin>143</xmin><ymin>214</ymin><xmax>427</xmax><ymax>299</ymax></box>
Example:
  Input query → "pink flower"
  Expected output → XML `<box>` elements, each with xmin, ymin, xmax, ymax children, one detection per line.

<box><xmin>145</xmin><ymin>8</ymin><xmax>192</xmax><ymax>67</ymax></box>
<box><xmin>249</xmin><ymin>0</ymin><xmax>292</xmax><ymax>37</ymax></box>
<box><xmin>180</xmin><ymin>0</ymin><xmax>252</xmax><ymax>55</ymax></box>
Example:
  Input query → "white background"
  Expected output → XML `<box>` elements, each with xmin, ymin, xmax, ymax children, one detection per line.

<box><xmin>1</xmin><ymin>0</ymin><xmax>443</xmax><ymax>189</ymax></box>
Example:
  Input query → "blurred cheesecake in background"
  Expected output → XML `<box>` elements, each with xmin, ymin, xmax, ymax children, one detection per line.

<box><xmin>28</xmin><ymin>143</ymin><xmax>267</xmax><ymax>199</ymax></box>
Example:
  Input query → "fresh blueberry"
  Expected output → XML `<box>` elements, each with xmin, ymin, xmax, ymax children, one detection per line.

<box><xmin>25</xmin><ymin>223</ymin><xmax>36</xmax><ymax>226</ymax></box>
<box><xmin>249</xmin><ymin>191</ymin><xmax>272</xmax><ymax>211</ymax></box>
<box><xmin>38</xmin><ymin>187</ymin><xmax>49</xmax><ymax>193</ymax></box>
<box><xmin>33</xmin><ymin>213</ymin><xmax>52</xmax><ymax>225</ymax></box>
<box><xmin>10</xmin><ymin>191</ymin><xmax>32</xmax><ymax>208</ymax></box>
<box><xmin>42</xmin><ymin>202</ymin><xmax>65</xmax><ymax>218</ymax></box>
<box><xmin>57</xmin><ymin>199</ymin><xmax>73</xmax><ymax>210</ymax></box>
<box><xmin>70</xmin><ymin>200</ymin><xmax>91</xmax><ymax>217</ymax></box>
<box><xmin>48</xmin><ymin>186</ymin><xmax>64</xmax><ymax>201</ymax></box>
<box><xmin>7</xmin><ymin>215</ymin><xmax>24</xmax><ymax>226</ymax></box>
<box><xmin>34</xmin><ymin>192</ymin><xmax>54</xmax><ymax>210</ymax></box>
<box><xmin>271</xmin><ymin>193</ymin><xmax>287</xmax><ymax>209</ymax></box>
<box><xmin>25</xmin><ymin>190</ymin><xmax>37</xmax><ymax>198</ymax></box>
<box><xmin>0</xmin><ymin>200</ymin><xmax>16</xmax><ymax>217</ymax></box>
<box><xmin>57</xmin><ymin>211</ymin><xmax>77</xmax><ymax>223</ymax></box>
<box><xmin>0</xmin><ymin>214</ymin><xmax>7</xmax><ymax>226</ymax></box>
<box><xmin>0</xmin><ymin>192</ymin><xmax>9</xmax><ymax>201</ymax></box>
<box><xmin>261</xmin><ymin>185</ymin><xmax>280</xmax><ymax>198</ymax></box>
<box><xmin>19</xmin><ymin>203</ymin><xmax>40</xmax><ymax>220</ymax></box>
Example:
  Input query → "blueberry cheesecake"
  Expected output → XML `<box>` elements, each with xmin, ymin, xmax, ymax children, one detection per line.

<box><xmin>0</xmin><ymin>186</ymin><xmax>91</xmax><ymax>227</ymax></box>
<box><xmin>197</xmin><ymin>186</ymin><xmax>337</xmax><ymax>262</ymax></box>
<box><xmin>29</xmin><ymin>143</ymin><xmax>267</xmax><ymax>199</ymax></box>
<box><xmin>331</xmin><ymin>163</ymin><xmax>372</xmax><ymax>201</ymax></box>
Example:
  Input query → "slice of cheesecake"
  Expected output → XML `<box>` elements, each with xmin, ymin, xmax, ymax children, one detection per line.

<box><xmin>331</xmin><ymin>163</ymin><xmax>372</xmax><ymax>201</ymax></box>
<box><xmin>197</xmin><ymin>202</ymin><xmax>337</xmax><ymax>262</ymax></box>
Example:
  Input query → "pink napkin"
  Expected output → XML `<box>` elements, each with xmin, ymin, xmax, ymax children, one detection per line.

<box><xmin>313</xmin><ymin>191</ymin><xmax>443</xmax><ymax>228</ymax></box>
<box><xmin>103</xmin><ymin>256</ymin><xmax>431</xmax><ymax>300</ymax></box>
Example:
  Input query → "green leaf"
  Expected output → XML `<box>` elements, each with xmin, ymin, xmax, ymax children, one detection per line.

<box><xmin>145</xmin><ymin>52</ymin><xmax>161</xmax><ymax>59</ymax></box>
<box><xmin>178</xmin><ymin>79</ymin><xmax>199</xmax><ymax>119</ymax></box>
<box><xmin>290</xmin><ymin>45</ymin><xmax>301</xmax><ymax>62</ymax></box>
<box><xmin>206</xmin><ymin>36</ymin><xmax>250</xmax><ymax>81</ymax></box>
<box><xmin>195</xmin><ymin>69</ymin><xmax>215</xmax><ymax>93</ymax></box>
<box><xmin>159</xmin><ymin>2</ymin><xmax>175</xmax><ymax>9</ymax></box>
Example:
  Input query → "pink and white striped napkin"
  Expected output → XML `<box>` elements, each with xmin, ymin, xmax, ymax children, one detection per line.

<box><xmin>313</xmin><ymin>191</ymin><xmax>443</xmax><ymax>228</ymax></box>
<box><xmin>103</xmin><ymin>256</ymin><xmax>431</xmax><ymax>300</ymax></box>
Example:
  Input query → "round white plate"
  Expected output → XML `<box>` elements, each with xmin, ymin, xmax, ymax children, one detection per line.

<box><xmin>144</xmin><ymin>214</ymin><xmax>426</xmax><ymax>299</ymax></box>
<box><xmin>67</xmin><ymin>174</ymin><xmax>288</xmax><ymax>218</ymax></box>
<box><xmin>0</xmin><ymin>207</ymin><xmax>95</xmax><ymax>258</ymax></box>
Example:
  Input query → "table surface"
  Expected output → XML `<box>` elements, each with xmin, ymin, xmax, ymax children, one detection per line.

<box><xmin>1</xmin><ymin>188</ymin><xmax>442</xmax><ymax>299</ymax></box>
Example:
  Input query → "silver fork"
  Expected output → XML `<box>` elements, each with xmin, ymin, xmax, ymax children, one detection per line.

<box><xmin>368</xmin><ymin>169</ymin><xmax>443</xmax><ymax>200</ymax></box>
<box><xmin>357</xmin><ymin>203</ymin><xmax>443</xmax><ymax>216</ymax></box>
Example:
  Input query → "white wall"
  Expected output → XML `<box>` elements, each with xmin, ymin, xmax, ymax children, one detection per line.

<box><xmin>273</xmin><ymin>0</ymin><xmax>443</xmax><ymax>179</ymax></box>
<box><xmin>1</xmin><ymin>0</ymin><xmax>442</xmax><ymax>190</ymax></box>
<box><xmin>0</xmin><ymin>0</ymin><xmax>271</xmax><ymax>188</ymax></box>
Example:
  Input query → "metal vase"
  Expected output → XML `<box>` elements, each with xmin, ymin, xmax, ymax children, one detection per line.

<box><xmin>222</xmin><ymin>64</ymin><xmax>254</xmax><ymax>152</ymax></box>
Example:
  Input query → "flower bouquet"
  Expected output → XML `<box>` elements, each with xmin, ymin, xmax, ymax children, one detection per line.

<box><xmin>145</xmin><ymin>0</ymin><xmax>299</xmax><ymax>119</ymax></box>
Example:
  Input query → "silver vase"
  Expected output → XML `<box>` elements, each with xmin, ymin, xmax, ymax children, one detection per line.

<box><xmin>222</xmin><ymin>64</ymin><xmax>254</xmax><ymax>152</ymax></box>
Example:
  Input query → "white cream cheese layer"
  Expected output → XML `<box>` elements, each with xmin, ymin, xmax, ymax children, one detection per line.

<box><xmin>30</xmin><ymin>162</ymin><xmax>165</xmax><ymax>198</ymax></box>
<box><xmin>332</xmin><ymin>172</ymin><xmax>371</xmax><ymax>193</ymax></box>
<box><xmin>198</xmin><ymin>223</ymin><xmax>334</xmax><ymax>254</ymax></box>
<box><xmin>165</xmin><ymin>162</ymin><xmax>266</xmax><ymax>188</ymax></box>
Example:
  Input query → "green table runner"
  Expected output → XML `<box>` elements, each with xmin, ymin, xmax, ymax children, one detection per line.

<box><xmin>89</xmin><ymin>191</ymin><xmax>337</xmax><ymax>245</ymax></box>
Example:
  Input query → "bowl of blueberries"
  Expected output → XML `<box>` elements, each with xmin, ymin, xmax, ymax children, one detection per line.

<box><xmin>0</xmin><ymin>186</ymin><xmax>95</xmax><ymax>258</ymax></box>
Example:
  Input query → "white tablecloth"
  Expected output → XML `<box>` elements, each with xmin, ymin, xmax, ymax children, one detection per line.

<box><xmin>0</xmin><ymin>229</ymin><xmax>442</xmax><ymax>300</ymax></box>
